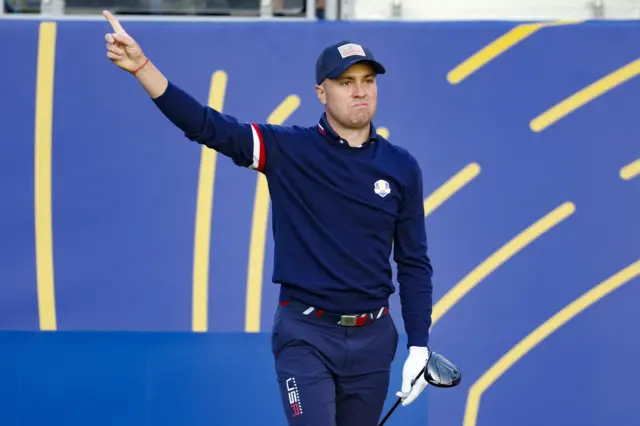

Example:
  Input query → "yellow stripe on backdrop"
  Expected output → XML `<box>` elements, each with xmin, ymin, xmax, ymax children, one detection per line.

<box><xmin>447</xmin><ymin>20</ymin><xmax>583</xmax><ymax>85</ymax></box>
<box><xmin>531</xmin><ymin>58</ymin><xmax>640</xmax><ymax>132</ymax></box>
<box><xmin>463</xmin><ymin>259</ymin><xmax>640</xmax><ymax>426</ymax></box>
<box><xmin>424</xmin><ymin>163</ymin><xmax>481</xmax><ymax>218</ymax></box>
<box><xmin>34</xmin><ymin>22</ymin><xmax>58</xmax><ymax>331</ymax></box>
<box><xmin>376</xmin><ymin>127</ymin><xmax>389</xmax><ymax>139</ymax></box>
<box><xmin>620</xmin><ymin>158</ymin><xmax>640</xmax><ymax>181</ymax></box>
<box><xmin>191</xmin><ymin>71</ymin><xmax>227</xmax><ymax>332</ymax></box>
<box><xmin>244</xmin><ymin>96</ymin><xmax>301</xmax><ymax>333</ymax></box>
<box><xmin>431</xmin><ymin>201</ymin><xmax>576</xmax><ymax>327</ymax></box>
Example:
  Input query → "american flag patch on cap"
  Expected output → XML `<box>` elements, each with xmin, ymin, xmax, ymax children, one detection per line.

<box><xmin>337</xmin><ymin>43</ymin><xmax>366</xmax><ymax>58</ymax></box>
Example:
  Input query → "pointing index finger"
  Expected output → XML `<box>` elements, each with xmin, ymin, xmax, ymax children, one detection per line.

<box><xmin>103</xmin><ymin>10</ymin><xmax>127</xmax><ymax>35</ymax></box>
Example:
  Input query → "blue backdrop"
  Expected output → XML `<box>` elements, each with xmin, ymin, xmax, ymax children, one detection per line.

<box><xmin>0</xmin><ymin>17</ymin><xmax>638</xmax><ymax>426</ymax></box>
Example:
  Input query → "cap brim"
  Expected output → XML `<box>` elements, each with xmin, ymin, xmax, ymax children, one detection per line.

<box><xmin>326</xmin><ymin>58</ymin><xmax>386</xmax><ymax>80</ymax></box>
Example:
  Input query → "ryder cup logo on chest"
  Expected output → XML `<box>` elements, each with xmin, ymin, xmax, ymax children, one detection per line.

<box><xmin>374</xmin><ymin>180</ymin><xmax>391</xmax><ymax>198</ymax></box>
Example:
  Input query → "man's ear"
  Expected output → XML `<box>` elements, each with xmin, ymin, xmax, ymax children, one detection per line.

<box><xmin>315</xmin><ymin>84</ymin><xmax>326</xmax><ymax>105</ymax></box>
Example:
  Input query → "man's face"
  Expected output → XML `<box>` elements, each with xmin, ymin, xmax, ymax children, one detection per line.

<box><xmin>316</xmin><ymin>62</ymin><xmax>378</xmax><ymax>130</ymax></box>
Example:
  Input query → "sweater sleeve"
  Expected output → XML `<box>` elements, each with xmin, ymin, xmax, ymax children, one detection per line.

<box><xmin>393</xmin><ymin>157</ymin><xmax>434</xmax><ymax>348</ymax></box>
<box><xmin>151</xmin><ymin>81</ymin><xmax>279</xmax><ymax>174</ymax></box>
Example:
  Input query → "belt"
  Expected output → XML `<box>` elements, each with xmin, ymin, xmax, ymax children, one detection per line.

<box><xmin>279</xmin><ymin>299</ymin><xmax>389</xmax><ymax>327</ymax></box>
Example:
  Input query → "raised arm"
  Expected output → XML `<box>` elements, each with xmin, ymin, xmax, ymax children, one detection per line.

<box><xmin>102</xmin><ymin>10</ymin><xmax>275</xmax><ymax>173</ymax></box>
<box><xmin>103</xmin><ymin>10</ymin><xmax>167</xmax><ymax>98</ymax></box>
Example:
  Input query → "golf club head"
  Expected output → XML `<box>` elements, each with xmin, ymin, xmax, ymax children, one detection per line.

<box><xmin>424</xmin><ymin>351</ymin><xmax>461</xmax><ymax>388</ymax></box>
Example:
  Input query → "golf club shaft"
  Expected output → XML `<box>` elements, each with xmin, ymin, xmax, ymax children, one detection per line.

<box><xmin>377</xmin><ymin>366</ymin><xmax>426</xmax><ymax>426</ymax></box>
<box><xmin>378</xmin><ymin>398</ymin><xmax>401</xmax><ymax>426</ymax></box>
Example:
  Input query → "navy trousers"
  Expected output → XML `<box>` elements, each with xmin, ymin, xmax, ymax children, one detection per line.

<box><xmin>271</xmin><ymin>302</ymin><xmax>399</xmax><ymax>426</ymax></box>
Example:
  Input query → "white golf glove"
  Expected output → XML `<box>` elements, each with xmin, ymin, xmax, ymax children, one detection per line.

<box><xmin>396</xmin><ymin>346</ymin><xmax>430</xmax><ymax>406</ymax></box>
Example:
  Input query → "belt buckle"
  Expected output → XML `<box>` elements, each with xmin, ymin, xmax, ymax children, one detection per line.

<box><xmin>340</xmin><ymin>315</ymin><xmax>358</xmax><ymax>327</ymax></box>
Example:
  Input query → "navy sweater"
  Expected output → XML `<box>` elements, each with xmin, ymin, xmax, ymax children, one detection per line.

<box><xmin>153</xmin><ymin>81</ymin><xmax>434</xmax><ymax>348</ymax></box>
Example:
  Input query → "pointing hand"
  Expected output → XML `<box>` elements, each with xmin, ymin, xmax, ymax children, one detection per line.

<box><xmin>103</xmin><ymin>10</ymin><xmax>148</xmax><ymax>73</ymax></box>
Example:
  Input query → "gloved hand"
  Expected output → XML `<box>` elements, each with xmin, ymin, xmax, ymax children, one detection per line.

<box><xmin>396</xmin><ymin>346</ymin><xmax>430</xmax><ymax>406</ymax></box>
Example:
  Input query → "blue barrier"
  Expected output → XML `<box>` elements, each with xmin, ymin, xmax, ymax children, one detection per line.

<box><xmin>1</xmin><ymin>18</ymin><xmax>638</xmax><ymax>426</ymax></box>
<box><xmin>0</xmin><ymin>331</ymin><xmax>422</xmax><ymax>425</ymax></box>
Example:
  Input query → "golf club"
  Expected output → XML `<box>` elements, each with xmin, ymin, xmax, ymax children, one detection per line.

<box><xmin>378</xmin><ymin>351</ymin><xmax>461</xmax><ymax>426</ymax></box>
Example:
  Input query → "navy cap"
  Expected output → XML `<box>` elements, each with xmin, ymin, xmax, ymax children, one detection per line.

<box><xmin>315</xmin><ymin>40</ymin><xmax>386</xmax><ymax>85</ymax></box>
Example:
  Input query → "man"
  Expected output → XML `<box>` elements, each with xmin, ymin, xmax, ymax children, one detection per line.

<box><xmin>103</xmin><ymin>10</ymin><xmax>434</xmax><ymax>425</ymax></box>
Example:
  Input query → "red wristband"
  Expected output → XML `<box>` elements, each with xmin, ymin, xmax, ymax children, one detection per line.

<box><xmin>132</xmin><ymin>57</ymin><xmax>149</xmax><ymax>75</ymax></box>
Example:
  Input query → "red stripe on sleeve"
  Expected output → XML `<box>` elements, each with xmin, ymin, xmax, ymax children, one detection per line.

<box><xmin>251</xmin><ymin>123</ymin><xmax>266</xmax><ymax>172</ymax></box>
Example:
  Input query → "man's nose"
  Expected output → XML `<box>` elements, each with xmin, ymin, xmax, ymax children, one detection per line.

<box><xmin>352</xmin><ymin>85</ymin><xmax>366</xmax><ymax>97</ymax></box>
